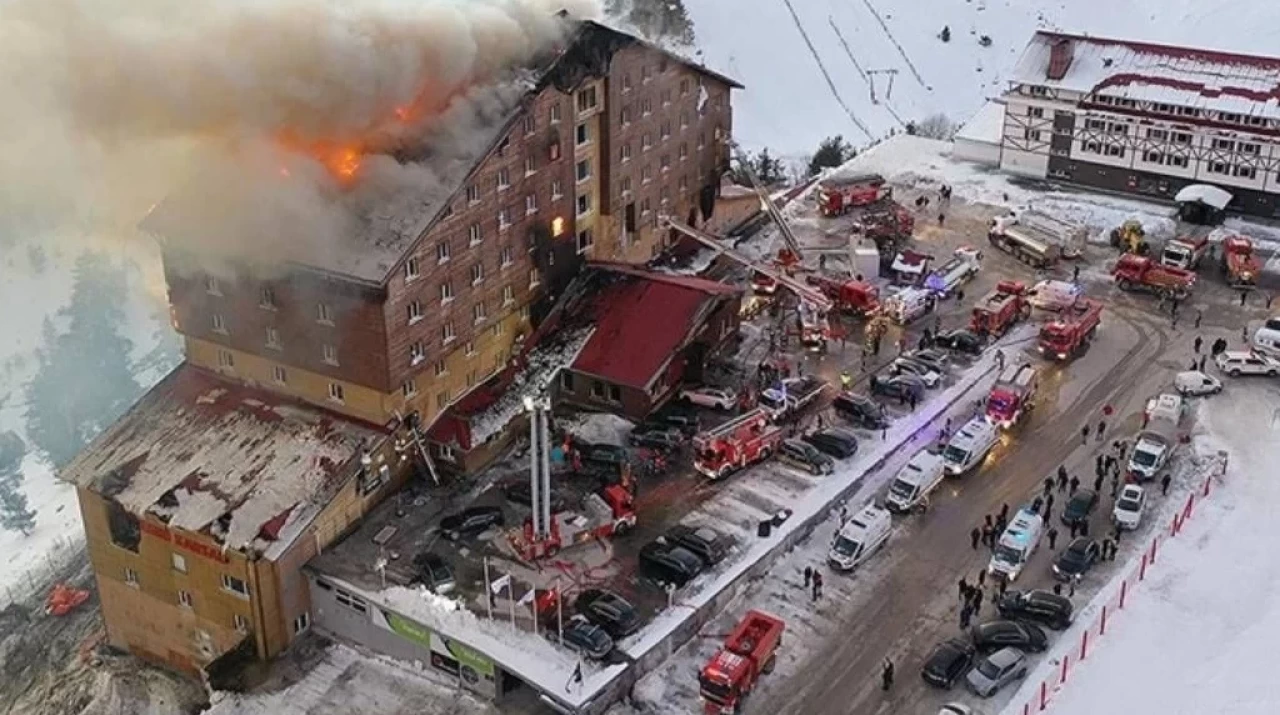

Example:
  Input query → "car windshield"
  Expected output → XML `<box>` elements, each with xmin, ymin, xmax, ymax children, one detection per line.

<box><xmin>832</xmin><ymin>535</ymin><xmax>860</xmax><ymax>556</ymax></box>
<box><xmin>995</xmin><ymin>544</ymin><xmax>1023</xmax><ymax>563</ymax></box>
<box><xmin>889</xmin><ymin>479</ymin><xmax>916</xmax><ymax>499</ymax></box>
<box><xmin>943</xmin><ymin>445</ymin><xmax>970</xmax><ymax>464</ymax></box>
<box><xmin>977</xmin><ymin>658</ymin><xmax>1005</xmax><ymax>679</ymax></box>
<box><xmin>698</xmin><ymin>676</ymin><xmax>733</xmax><ymax>702</ymax></box>
<box><xmin>1132</xmin><ymin>449</ymin><xmax>1158</xmax><ymax>467</ymax></box>
<box><xmin>988</xmin><ymin>395</ymin><xmax>1014</xmax><ymax>413</ymax></box>
<box><xmin>760</xmin><ymin>393</ymin><xmax>786</xmax><ymax>409</ymax></box>
<box><xmin>1118</xmin><ymin>498</ymin><xmax>1141</xmax><ymax>512</ymax></box>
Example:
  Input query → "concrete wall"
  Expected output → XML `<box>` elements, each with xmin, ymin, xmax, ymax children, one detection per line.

<box><xmin>953</xmin><ymin>137</ymin><xmax>1001</xmax><ymax>166</ymax></box>
<box><xmin>1000</xmin><ymin>147</ymin><xmax>1049</xmax><ymax>178</ymax></box>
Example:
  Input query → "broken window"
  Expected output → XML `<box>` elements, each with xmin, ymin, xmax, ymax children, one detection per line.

<box><xmin>107</xmin><ymin>500</ymin><xmax>140</xmax><ymax>553</ymax></box>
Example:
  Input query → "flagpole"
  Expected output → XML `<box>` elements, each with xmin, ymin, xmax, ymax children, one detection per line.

<box><xmin>483</xmin><ymin>557</ymin><xmax>493</xmax><ymax>620</ymax></box>
<box><xmin>508</xmin><ymin>579</ymin><xmax>517</xmax><ymax>631</ymax></box>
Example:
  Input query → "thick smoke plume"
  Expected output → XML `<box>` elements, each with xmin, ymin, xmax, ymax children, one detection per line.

<box><xmin>0</xmin><ymin>0</ymin><xmax>600</xmax><ymax>274</ymax></box>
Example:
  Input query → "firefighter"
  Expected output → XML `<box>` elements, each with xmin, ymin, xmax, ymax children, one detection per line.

<box><xmin>840</xmin><ymin>371</ymin><xmax>853</xmax><ymax>390</ymax></box>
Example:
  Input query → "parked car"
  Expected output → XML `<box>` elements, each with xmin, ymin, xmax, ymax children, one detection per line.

<box><xmin>558</xmin><ymin>615</ymin><xmax>615</xmax><ymax>660</ymax></box>
<box><xmin>1112</xmin><ymin>484</ymin><xmax>1146</xmax><ymax>530</ymax></box>
<box><xmin>1052</xmin><ymin>538</ymin><xmax>1101</xmax><ymax>582</ymax></box>
<box><xmin>921</xmin><ymin>638</ymin><xmax>976</xmax><ymax>689</ymax></box>
<box><xmin>870</xmin><ymin>373</ymin><xmax>926</xmax><ymax>402</ymax></box>
<box><xmin>832</xmin><ymin>392</ymin><xmax>890</xmax><ymax>429</ymax></box>
<box><xmin>969</xmin><ymin>620</ymin><xmax>1047</xmax><ymax>654</ymax></box>
<box><xmin>997</xmin><ymin>590</ymin><xmax>1074</xmax><ymax>630</ymax></box>
<box><xmin>629</xmin><ymin>426</ymin><xmax>683</xmax><ymax>450</ymax></box>
<box><xmin>582</xmin><ymin>443</ymin><xmax>630</xmax><ymax>467</ymax></box>
<box><xmin>905</xmin><ymin>348</ymin><xmax>951</xmax><ymax>371</ymax></box>
<box><xmin>663</xmin><ymin>524</ymin><xmax>731</xmax><ymax>566</ymax></box>
<box><xmin>638</xmin><ymin>540</ymin><xmax>705</xmax><ymax>589</ymax></box>
<box><xmin>965</xmin><ymin>647</ymin><xmax>1028</xmax><ymax>697</ymax></box>
<box><xmin>439</xmin><ymin>506</ymin><xmax>505</xmax><ymax>541</ymax></box>
<box><xmin>934</xmin><ymin>329</ymin><xmax>986</xmax><ymax>355</ymax></box>
<box><xmin>411</xmin><ymin>552</ymin><xmax>456</xmax><ymax>594</ymax></box>
<box><xmin>1215</xmin><ymin>350</ymin><xmax>1280</xmax><ymax>377</ymax></box>
<box><xmin>803</xmin><ymin>428</ymin><xmax>860</xmax><ymax>458</ymax></box>
<box><xmin>1060</xmin><ymin>489</ymin><xmax>1099</xmax><ymax>527</ymax></box>
<box><xmin>777</xmin><ymin>438</ymin><xmax>835</xmax><ymax>475</ymax></box>
<box><xmin>574</xmin><ymin>589</ymin><xmax>641</xmax><ymax>638</ymax></box>
<box><xmin>680</xmin><ymin>385</ymin><xmax>738</xmax><ymax>410</ymax></box>
<box><xmin>938</xmin><ymin>704</ymin><xmax>979</xmax><ymax>715</ymax></box>
<box><xmin>891</xmin><ymin>357</ymin><xmax>943</xmax><ymax>388</ymax></box>
<box><xmin>501</xmin><ymin>481</ymin><xmax>567</xmax><ymax>512</ymax></box>
<box><xmin>1173</xmin><ymin>370</ymin><xmax>1222</xmax><ymax>397</ymax></box>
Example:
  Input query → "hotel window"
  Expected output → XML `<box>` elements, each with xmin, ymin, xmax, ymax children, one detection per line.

<box><xmin>259</xmin><ymin>286</ymin><xmax>276</xmax><ymax>310</ymax></box>
<box><xmin>1027</xmin><ymin>106</ymin><xmax>1044</xmax><ymax>118</ymax></box>
<box><xmin>465</xmin><ymin>341</ymin><xmax>477</xmax><ymax>357</ymax></box>
<box><xmin>212</xmin><ymin>313</ymin><xmax>228</xmax><ymax>334</ymax></box>
<box><xmin>1145</xmin><ymin>128</ymin><xmax>1168</xmax><ymax>141</ymax></box>
<box><xmin>498</xmin><ymin>208</ymin><xmax>512</xmax><ymax>230</ymax></box>
<box><xmin>577</xmin><ymin>194</ymin><xmax>591</xmax><ymax>217</ymax></box>
<box><xmin>577</xmin><ymin>229</ymin><xmax>594</xmax><ymax>253</ymax></box>
<box><xmin>522</xmin><ymin>115</ymin><xmax>535</xmax><ymax>135</ymax></box>
<box><xmin>437</xmin><ymin>240</ymin><xmax>451</xmax><ymax>263</ymax></box>
<box><xmin>124</xmin><ymin>568</ymin><xmax>139</xmax><ymax>586</ymax></box>
<box><xmin>178</xmin><ymin>590</ymin><xmax>193</xmax><ymax>609</ymax></box>
<box><xmin>642</xmin><ymin>133</ymin><xmax>653</xmax><ymax>150</ymax></box>
<box><xmin>440</xmin><ymin>280</ymin><xmax>455</xmax><ymax>303</ymax></box>
<box><xmin>436</xmin><ymin>390</ymin><xmax>451</xmax><ymax>411</ymax></box>
<box><xmin>501</xmin><ymin>245</ymin><xmax>514</xmax><ymax>267</ymax></box>
<box><xmin>204</xmin><ymin>275</ymin><xmax>221</xmax><ymax>296</ymax></box>
<box><xmin>1143</xmin><ymin>150</ymin><xmax>1165</xmax><ymax>165</ymax></box>
<box><xmin>620</xmin><ymin>176</ymin><xmax>632</xmax><ymax>195</ymax></box>
<box><xmin>466</xmin><ymin>184</ymin><xmax>480</xmax><ymax>203</ymax></box>
<box><xmin>1023</xmin><ymin>129</ymin><xmax>1042</xmax><ymax>142</ymax></box>
<box><xmin>1085</xmin><ymin>119</ymin><xmax>1106</xmax><ymax>131</ymax></box>
<box><xmin>404</xmin><ymin>256</ymin><xmax>420</xmax><ymax>281</ymax></box>
<box><xmin>524</xmin><ymin>156</ymin><xmax>536</xmax><ymax>176</ymax></box>
<box><xmin>409</xmin><ymin>341</ymin><xmax>425</xmax><ymax>366</ymax></box>
<box><xmin>577</xmin><ymin>159</ymin><xmax>591</xmax><ymax>183</ymax></box>
<box><xmin>322</xmin><ymin>343</ymin><xmax>339</xmax><ymax>366</ymax></box>
<box><xmin>316</xmin><ymin>302</ymin><xmax>333</xmax><ymax>325</ymax></box>
<box><xmin>407</xmin><ymin>300</ymin><xmax>424</xmax><ymax>324</ymax></box>
<box><xmin>217</xmin><ymin>349</ymin><xmax>234</xmax><ymax>369</ymax></box>
<box><xmin>442</xmin><ymin>321</ymin><xmax>457</xmax><ymax>344</ymax></box>
<box><xmin>293</xmin><ymin>613</ymin><xmax>310</xmax><ymax>634</ymax></box>
<box><xmin>402</xmin><ymin>379</ymin><xmax>417</xmax><ymax>398</ymax></box>
<box><xmin>551</xmin><ymin>180</ymin><xmax>564</xmax><ymax>200</ymax></box>
<box><xmin>1212</xmin><ymin>138</ymin><xmax>1236</xmax><ymax>151</ymax></box>
<box><xmin>234</xmin><ymin>614</ymin><xmax>250</xmax><ymax>633</ymax></box>
<box><xmin>472</xmin><ymin>302</ymin><xmax>487</xmax><ymax>325</ymax></box>
<box><xmin>1104</xmin><ymin>144</ymin><xmax>1125</xmax><ymax>158</ymax></box>
<box><xmin>497</xmin><ymin>168</ymin><xmax>510</xmax><ymax>190</ymax></box>
<box><xmin>1172</xmin><ymin>132</ymin><xmax>1192</xmax><ymax>144</ymax></box>
<box><xmin>680</xmin><ymin>77</ymin><xmax>690</xmax><ymax>95</ymax></box>
<box><xmin>1208</xmin><ymin>162</ymin><xmax>1229</xmax><ymax>175</ymax></box>
<box><xmin>222</xmin><ymin>574</ymin><xmax>250</xmax><ymax>598</ymax></box>
<box><xmin>272</xmin><ymin>365</ymin><xmax>288</xmax><ymax>384</ymax></box>
<box><xmin>434</xmin><ymin>360</ymin><xmax>447</xmax><ymax>376</ymax></box>
<box><xmin>503</xmin><ymin>285</ymin><xmax>515</xmax><ymax>305</ymax></box>
<box><xmin>172</xmin><ymin>553</ymin><xmax>187</xmax><ymax>573</ymax></box>
<box><xmin>576</xmin><ymin>123</ymin><xmax>589</xmax><ymax>147</ymax></box>
<box><xmin>642</xmin><ymin>98</ymin><xmax>652</xmax><ymax>116</ymax></box>
<box><xmin>469</xmin><ymin>223</ymin><xmax>482</xmax><ymax>246</ymax></box>
<box><xmin>577</xmin><ymin>86</ymin><xmax>598</xmax><ymax>113</ymax></box>
<box><xmin>529</xmin><ymin>267</ymin><xmax>541</xmax><ymax>288</ymax></box>
<box><xmin>660</xmin><ymin>122</ymin><xmax>671</xmax><ymax>140</ymax></box>
<box><xmin>471</xmin><ymin>263</ymin><xmax>485</xmax><ymax>285</ymax></box>
<box><xmin>1239</xmin><ymin>142</ymin><xmax>1260</xmax><ymax>156</ymax></box>
<box><xmin>1168</xmin><ymin>155</ymin><xmax>1189</xmax><ymax>168</ymax></box>
<box><xmin>679</xmin><ymin>143</ymin><xmax>689</xmax><ymax>161</ymax></box>
<box><xmin>265</xmin><ymin>326</ymin><xmax>282</xmax><ymax>350</ymax></box>
<box><xmin>549</xmin><ymin>103</ymin><xmax>561</xmax><ymax>124</ymax></box>
<box><xmin>621</xmin><ymin>106</ymin><xmax>632</xmax><ymax>126</ymax></box>
<box><xmin>1234</xmin><ymin>166</ymin><xmax>1257</xmax><ymax>179</ymax></box>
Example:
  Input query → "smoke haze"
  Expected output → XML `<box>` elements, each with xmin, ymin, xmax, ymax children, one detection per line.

<box><xmin>0</xmin><ymin>0</ymin><xmax>601</xmax><ymax>273</ymax></box>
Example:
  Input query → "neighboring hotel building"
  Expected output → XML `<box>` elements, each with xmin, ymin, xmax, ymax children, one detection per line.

<box><xmin>63</xmin><ymin>19</ymin><xmax>738</xmax><ymax>678</ymax></box>
<box><xmin>982</xmin><ymin>31</ymin><xmax>1280</xmax><ymax>218</ymax></box>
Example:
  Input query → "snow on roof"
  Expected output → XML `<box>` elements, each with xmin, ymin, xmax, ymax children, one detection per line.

<box><xmin>60</xmin><ymin>364</ymin><xmax>382</xmax><ymax>551</ymax></box>
<box><xmin>954</xmin><ymin>101</ymin><xmax>1007</xmax><ymax>144</ymax></box>
<box><xmin>1012</xmin><ymin>31</ymin><xmax>1280</xmax><ymax>121</ymax></box>
<box><xmin>1174</xmin><ymin>184</ymin><xmax>1234</xmax><ymax>210</ymax></box>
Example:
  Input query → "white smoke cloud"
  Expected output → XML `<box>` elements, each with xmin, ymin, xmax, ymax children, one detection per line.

<box><xmin>0</xmin><ymin>0</ymin><xmax>601</xmax><ymax>273</ymax></box>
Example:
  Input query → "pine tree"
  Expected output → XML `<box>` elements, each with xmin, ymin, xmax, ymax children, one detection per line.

<box><xmin>25</xmin><ymin>252</ymin><xmax>144</xmax><ymax>467</ymax></box>
<box><xmin>807</xmin><ymin>136</ymin><xmax>855</xmax><ymax>177</ymax></box>
<box><xmin>0</xmin><ymin>431</ymin><xmax>35</xmax><ymax>536</ymax></box>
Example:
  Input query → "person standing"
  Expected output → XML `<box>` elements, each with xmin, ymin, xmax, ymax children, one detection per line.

<box><xmin>1068</xmin><ymin>521</ymin><xmax>1079</xmax><ymax>539</ymax></box>
<box><xmin>977</xmin><ymin>569</ymin><xmax>987</xmax><ymax>588</ymax></box>
<box><xmin>1097</xmin><ymin>420</ymin><xmax>1107</xmax><ymax>441</ymax></box>
<box><xmin>1047</xmin><ymin>527</ymin><xmax>1059</xmax><ymax>550</ymax></box>
<box><xmin>881</xmin><ymin>658</ymin><xmax>895</xmax><ymax>691</ymax></box>
<box><xmin>971</xmin><ymin>527</ymin><xmax>982</xmax><ymax>550</ymax></box>
<box><xmin>999</xmin><ymin>503</ymin><xmax>1010</xmax><ymax>522</ymax></box>
<box><xmin>959</xmin><ymin>603</ymin><xmax>973</xmax><ymax>629</ymax></box>
<box><xmin>1072</xmin><ymin>265</ymin><xmax>1081</xmax><ymax>283</ymax></box>
<box><xmin>1093</xmin><ymin>473</ymin><xmax>1104</xmax><ymax>493</ymax></box>
<box><xmin>812</xmin><ymin>572</ymin><xmax>824</xmax><ymax>602</ymax></box>
<box><xmin>1161</xmin><ymin>473</ymin><xmax>1172</xmax><ymax>496</ymax></box>
<box><xmin>1043</xmin><ymin>477</ymin><xmax>1054</xmax><ymax>498</ymax></box>
<box><xmin>1198</xmin><ymin>355</ymin><xmax>1207</xmax><ymax>372</ymax></box>
<box><xmin>958</xmin><ymin>578</ymin><xmax>969</xmax><ymax>601</ymax></box>
<box><xmin>1058</xmin><ymin>465</ymin><xmax>1069</xmax><ymax>491</ymax></box>
<box><xmin>804</xmin><ymin>566</ymin><xmax>813</xmax><ymax>589</ymax></box>
<box><xmin>1082</xmin><ymin>424</ymin><xmax>1091</xmax><ymax>444</ymax></box>
<box><xmin>1194</xmin><ymin>336</ymin><xmax>1203</xmax><ymax>354</ymax></box>
<box><xmin>973</xmin><ymin>587</ymin><xmax>985</xmax><ymax>614</ymax></box>
<box><xmin>1069</xmin><ymin>475</ymin><xmax>1080</xmax><ymax>495</ymax></box>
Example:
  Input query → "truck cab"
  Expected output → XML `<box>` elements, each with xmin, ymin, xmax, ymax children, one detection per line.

<box><xmin>884</xmin><ymin>450</ymin><xmax>946</xmax><ymax>513</ymax></box>
<box><xmin>883</xmin><ymin>287</ymin><xmax>935</xmax><ymax>325</ymax></box>
<box><xmin>985</xmin><ymin>364</ymin><xmax>1037</xmax><ymax>428</ymax></box>
<box><xmin>942</xmin><ymin>418</ymin><xmax>1000</xmax><ymax>475</ymax></box>
<box><xmin>699</xmin><ymin>610</ymin><xmax>786</xmax><ymax>714</ymax></box>
<box><xmin>1128</xmin><ymin>394</ymin><xmax>1183</xmax><ymax>481</ymax></box>
<box><xmin>988</xmin><ymin>508</ymin><xmax>1044</xmax><ymax>582</ymax></box>
<box><xmin>828</xmin><ymin>504</ymin><xmax>892</xmax><ymax>571</ymax></box>
<box><xmin>1160</xmin><ymin>235</ymin><xmax>1209</xmax><ymax>270</ymax></box>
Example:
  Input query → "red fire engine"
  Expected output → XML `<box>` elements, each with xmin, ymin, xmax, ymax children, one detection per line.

<box><xmin>1222</xmin><ymin>235</ymin><xmax>1262</xmax><ymax>285</ymax></box>
<box><xmin>510</xmin><ymin>484</ymin><xmax>637</xmax><ymax>560</ymax></box>
<box><xmin>808</xmin><ymin>275</ymin><xmax>880</xmax><ymax>315</ymax></box>
<box><xmin>1038</xmin><ymin>298</ymin><xmax>1103</xmax><ymax>360</ymax></box>
<box><xmin>985</xmin><ymin>363</ymin><xmax>1038</xmax><ymax>429</ymax></box>
<box><xmin>817</xmin><ymin>173</ymin><xmax>890</xmax><ymax>216</ymax></box>
<box><xmin>970</xmin><ymin>280</ymin><xmax>1030</xmax><ymax>336</ymax></box>
<box><xmin>693</xmin><ymin>408</ymin><xmax>784</xmax><ymax>481</ymax></box>
<box><xmin>1112</xmin><ymin>254</ymin><xmax>1195</xmax><ymax>299</ymax></box>
<box><xmin>699</xmin><ymin>610</ymin><xmax>786</xmax><ymax>714</ymax></box>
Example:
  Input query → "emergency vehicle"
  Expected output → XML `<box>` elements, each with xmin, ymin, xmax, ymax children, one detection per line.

<box><xmin>985</xmin><ymin>364</ymin><xmax>1038</xmax><ymax>428</ymax></box>
<box><xmin>698</xmin><ymin>610</ymin><xmax>785</xmax><ymax>713</ymax></box>
<box><xmin>511</xmin><ymin>485</ymin><xmax>637</xmax><ymax>560</ymax></box>
<box><xmin>693</xmin><ymin>408</ymin><xmax>785</xmax><ymax>480</ymax></box>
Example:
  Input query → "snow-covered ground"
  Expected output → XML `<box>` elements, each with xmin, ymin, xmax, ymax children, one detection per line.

<box><xmin>1018</xmin><ymin>382</ymin><xmax>1280</xmax><ymax>715</ymax></box>
<box><xmin>687</xmin><ymin>0</ymin><xmax>1280</xmax><ymax>158</ymax></box>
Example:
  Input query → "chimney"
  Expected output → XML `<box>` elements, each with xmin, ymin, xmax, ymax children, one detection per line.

<box><xmin>1047</xmin><ymin>37</ymin><xmax>1075</xmax><ymax>81</ymax></box>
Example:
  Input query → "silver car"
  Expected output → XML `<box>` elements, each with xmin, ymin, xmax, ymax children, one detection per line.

<box><xmin>965</xmin><ymin>647</ymin><xmax>1027</xmax><ymax>697</ymax></box>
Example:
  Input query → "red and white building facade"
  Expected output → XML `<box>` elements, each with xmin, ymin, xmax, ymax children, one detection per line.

<box><xmin>999</xmin><ymin>31</ymin><xmax>1280</xmax><ymax>218</ymax></box>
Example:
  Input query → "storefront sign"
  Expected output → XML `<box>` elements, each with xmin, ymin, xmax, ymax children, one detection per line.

<box><xmin>138</xmin><ymin>520</ymin><xmax>228</xmax><ymax>563</ymax></box>
<box><xmin>381</xmin><ymin>609</ymin><xmax>433</xmax><ymax>650</ymax></box>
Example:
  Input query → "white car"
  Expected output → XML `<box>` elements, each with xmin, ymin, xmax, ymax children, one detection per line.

<box><xmin>1029</xmin><ymin>279</ymin><xmax>1082</xmax><ymax>311</ymax></box>
<box><xmin>939</xmin><ymin>703</ymin><xmax>981</xmax><ymax>715</ymax></box>
<box><xmin>679</xmin><ymin>386</ymin><xmax>738</xmax><ymax>410</ymax></box>
<box><xmin>891</xmin><ymin>358</ymin><xmax>942</xmax><ymax>388</ymax></box>
<box><xmin>1173</xmin><ymin>370</ymin><xmax>1222</xmax><ymax>396</ymax></box>
<box><xmin>1214</xmin><ymin>350</ymin><xmax>1280</xmax><ymax>377</ymax></box>
<box><xmin>1112</xmin><ymin>484</ymin><xmax>1146</xmax><ymax>530</ymax></box>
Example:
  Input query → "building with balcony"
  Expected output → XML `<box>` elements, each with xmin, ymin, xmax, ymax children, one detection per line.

<box><xmin>997</xmin><ymin>31</ymin><xmax>1280</xmax><ymax>218</ymax></box>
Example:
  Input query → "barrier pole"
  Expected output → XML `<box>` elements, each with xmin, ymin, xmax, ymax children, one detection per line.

<box><xmin>1171</xmin><ymin>513</ymin><xmax>1180</xmax><ymax>536</ymax></box>
<box><xmin>1139</xmin><ymin>553</ymin><xmax>1148</xmax><ymax>581</ymax></box>
<box><xmin>1023</xmin><ymin>702</ymin><xmax>1031</xmax><ymax>715</ymax></box>
<box><xmin>1150</xmin><ymin>536</ymin><xmax>1158</xmax><ymax>565</ymax></box>
<box><xmin>1204</xmin><ymin>476</ymin><xmax>1212</xmax><ymax>497</ymax></box>
<box><xmin>1184</xmin><ymin>492</ymin><xmax>1195</xmax><ymax>521</ymax></box>
<box><xmin>1080</xmin><ymin>629</ymin><xmax>1089</xmax><ymax>660</ymax></box>
<box><xmin>1120</xmin><ymin>579</ymin><xmax>1128</xmax><ymax>608</ymax></box>
<box><xmin>1060</xmin><ymin>654</ymin><xmax>1070</xmax><ymax>684</ymax></box>
<box><xmin>1100</xmin><ymin>604</ymin><xmax>1108</xmax><ymax>635</ymax></box>
<box><xmin>1040</xmin><ymin>681</ymin><xmax>1048</xmax><ymax>710</ymax></box>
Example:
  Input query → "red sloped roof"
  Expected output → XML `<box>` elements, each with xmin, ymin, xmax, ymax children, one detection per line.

<box><xmin>572</xmin><ymin>277</ymin><xmax>722</xmax><ymax>389</ymax></box>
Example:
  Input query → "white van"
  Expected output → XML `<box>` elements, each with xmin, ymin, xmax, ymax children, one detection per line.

<box><xmin>884</xmin><ymin>450</ymin><xmax>946</xmax><ymax>514</ymax></box>
<box><xmin>883</xmin><ymin>287</ymin><xmax>935</xmax><ymax>325</ymax></box>
<box><xmin>1252</xmin><ymin>317</ymin><xmax>1280</xmax><ymax>357</ymax></box>
<box><xmin>1173</xmin><ymin>370</ymin><xmax>1222</xmax><ymax>397</ymax></box>
<box><xmin>828</xmin><ymin>504</ymin><xmax>892</xmax><ymax>572</ymax></box>
<box><xmin>1029</xmin><ymin>279</ymin><xmax>1082</xmax><ymax>311</ymax></box>
<box><xmin>987</xmin><ymin>508</ymin><xmax>1044</xmax><ymax>582</ymax></box>
<box><xmin>941</xmin><ymin>418</ymin><xmax>1000</xmax><ymax>475</ymax></box>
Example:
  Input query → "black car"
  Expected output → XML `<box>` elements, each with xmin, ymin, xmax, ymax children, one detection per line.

<box><xmin>582</xmin><ymin>443</ymin><xmax>630</xmax><ymax>467</ymax></box>
<box><xmin>803</xmin><ymin>428</ymin><xmax>860</xmax><ymax>459</ymax></box>
<box><xmin>558</xmin><ymin>615</ymin><xmax>615</xmax><ymax>660</ymax></box>
<box><xmin>575</xmin><ymin>588</ymin><xmax>641</xmax><ymax>638</ymax></box>
<box><xmin>411</xmin><ymin>552</ymin><xmax>456</xmax><ymax>594</ymax></box>
<box><xmin>904</xmin><ymin>348</ymin><xmax>950</xmax><ymax>372</ymax></box>
<box><xmin>438</xmin><ymin>506</ymin><xmax>505</xmax><ymax>541</ymax></box>
<box><xmin>832</xmin><ymin>392</ymin><xmax>890</xmax><ymax>429</ymax></box>
<box><xmin>501</xmin><ymin>481</ymin><xmax>567</xmax><ymax>512</ymax></box>
<box><xmin>777</xmin><ymin>438</ymin><xmax>835</xmax><ymax>475</ymax></box>
<box><xmin>969</xmin><ymin>619</ymin><xmax>1048</xmax><ymax>654</ymax></box>
<box><xmin>997</xmin><ymin>590</ymin><xmax>1074</xmax><ymax>631</ymax></box>
<box><xmin>644</xmin><ymin>405</ymin><xmax>701</xmax><ymax>436</ymax></box>
<box><xmin>921</xmin><ymin>638</ymin><xmax>976</xmax><ymax>688</ymax></box>
<box><xmin>629</xmin><ymin>426</ymin><xmax>683</xmax><ymax>450</ymax></box>
<box><xmin>934</xmin><ymin>329</ymin><xmax>986</xmax><ymax>355</ymax></box>
<box><xmin>663</xmin><ymin>524</ymin><xmax>732</xmax><ymax>566</ymax></box>
<box><xmin>1053</xmin><ymin>538</ymin><xmax>1101</xmax><ymax>582</ymax></box>
<box><xmin>869</xmin><ymin>374</ymin><xmax>925</xmax><ymax>402</ymax></box>
<box><xmin>638</xmin><ymin>540</ymin><xmax>705</xmax><ymax>588</ymax></box>
<box><xmin>1060</xmin><ymin>489</ymin><xmax>1099</xmax><ymax>527</ymax></box>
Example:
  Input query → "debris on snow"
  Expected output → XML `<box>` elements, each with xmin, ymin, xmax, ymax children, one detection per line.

<box><xmin>468</xmin><ymin>329</ymin><xmax>594</xmax><ymax>446</ymax></box>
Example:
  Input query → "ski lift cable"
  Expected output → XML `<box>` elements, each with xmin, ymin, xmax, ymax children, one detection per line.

<box><xmin>826</xmin><ymin>16</ymin><xmax>868</xmax><ymax>83</ymax></box>
<box><xmin>829</xmin><ymin>19</ymin><xmax>908</xmax><ymax>128</ymax></box>
<box><xmin>857</xmin><ymin>0</ymin><xmax>930</xmax><ymax>89</ymax></box>
<box><xmin>779</xmin><ymin>0</ymin><xmax>874</xmax><ymax>141</ymax></box>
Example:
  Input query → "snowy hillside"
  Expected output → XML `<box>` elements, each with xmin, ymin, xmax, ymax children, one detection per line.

<box><xmin>686</xmin><ymin>0</ymin><xmax>1280</xmax><ymax>157</ymax></box>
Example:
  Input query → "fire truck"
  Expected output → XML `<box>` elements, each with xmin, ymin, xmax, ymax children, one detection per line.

<box><xmin>969</xmin><ymin>281</ymin><xmax>1030</xmax><ymax>336</ymax></box>
<box><xmin>986</xmin><ymin>363</ymin><xmax>1038</xmax><ymax>429</ymax></box>
<box><xmin>925</xmin><ymin>246</ymin><xmax>983</xmax><ymax>297</ymax></box>
<box><xmin>808</xmin><ymin>275</ymin><xmax>880</xmax><ymax>315</ymax></box>
<box><xmin>511</xmin><ymin>484</ymin><xmax>637</xmax><ymax>560</ymax></box>
<box><xmin>1112</xmin><ymin>254</ymin><xmax>1195</xmax><ymax>300</ymax></box>
<box><xmin>1222</xmin><ymin>235</ymin><xmax>1262</xmax><ymax>285</ymax></box>
<box><xmin>698</xmin><ymin>610</ymin><xmax>786</xmax><ymax>714</ymax></box>
<box><xmin>693</xmin><ymin>408</ymin><xmax>785</xmax><ymax>481</ymax></box>
<box><xmin>1038</xmin><ymin>298</ymin><xmax>1103</xmax><ymax>361</ymax></box>
<box><xmin>1160</xmin><ymin>234</ymin><xmax>1210</xmax><ymax>271</ymax></box>
<box><xmin>817</xmin><ymin>172</ymin><xmax>890</xmax><ymax>216</ymax></box>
